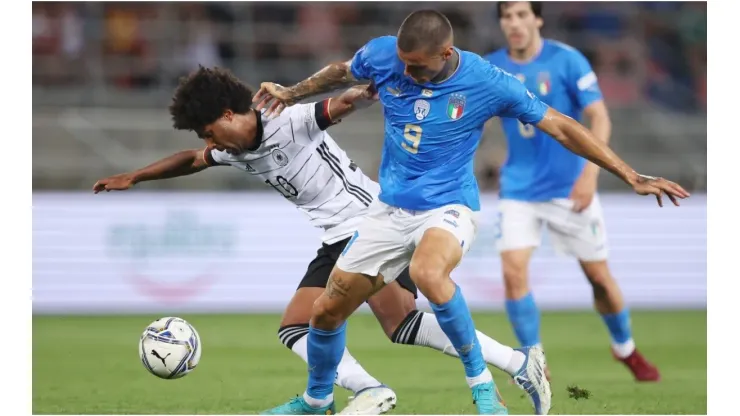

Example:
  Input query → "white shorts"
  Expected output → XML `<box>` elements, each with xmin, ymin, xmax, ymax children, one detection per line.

<box><xmin>336</xmin><ymin>199</ymin><xmax>479</xmax><ymax>284</ymax></box>
<box><xmin>494</xmin><ymin>196</ymin><xmax>608</xmax><ymax>262</ymax></box>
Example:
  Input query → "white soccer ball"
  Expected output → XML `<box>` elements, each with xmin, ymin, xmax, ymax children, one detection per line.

<box><xmin>139</xmin><ymin>317</ymin><xmax>202</xmax><ymax>379</ymax></box>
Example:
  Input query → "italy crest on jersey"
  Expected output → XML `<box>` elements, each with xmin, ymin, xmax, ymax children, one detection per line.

<box><xmin>537</xmin><ymin>71</ymin><xmax>551</xmax><ymax>96</ymax></box>
<box><xmin>447</xmin><ymin>93</ymin><xmax>466</xmax><ymax>120</ymax></box>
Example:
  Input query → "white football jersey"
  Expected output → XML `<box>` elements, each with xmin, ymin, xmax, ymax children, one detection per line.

<box><xmin>207</xmin><ymin>101</ymin><xmax>379</xmax><ymax>244</ymax></box>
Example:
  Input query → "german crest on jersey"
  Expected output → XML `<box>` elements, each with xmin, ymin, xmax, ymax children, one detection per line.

<box><xmin>271</xmin><ymin>148</ymin><xmax>289</xmax><ymax>167</ymax></box>
<box><xmin>447</xmin><ymin>93</ymin><xmax>466</xmax><ymax>120</ymax></box>
<box><xmin>537</xmin><ymin>71</ymin><xmax>551</xmax><ymax>96</ymax></box>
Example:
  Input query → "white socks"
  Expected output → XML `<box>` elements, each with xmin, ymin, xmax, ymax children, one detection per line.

<box><xmin>303</xmin><ymin>392</ymin><xmax>333</xmax><ymax>408</ymax></box>
<box><xmin>612</xmin><ymin>338</ymin><xmax>636</xmax><ymax>359</ymax></box>
<box><xmin>392</xmin><ymin>311</ymin><xmax>526</xmax><ymax>376</ymax></box>
<box><xmin>335</xmin><ymin>347</ymin><xmax>383</xmax><ymax>393</ymax></box>
<box><xmin>466</xmin><ymin>368</ymin><xmax>494</xmax><ymax>388</ymax></box>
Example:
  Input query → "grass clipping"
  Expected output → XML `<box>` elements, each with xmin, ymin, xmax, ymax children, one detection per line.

<box><xmin>567</xmin><ymin>385</ymin><xmax>591</xmax><ymax>400</ymax></box>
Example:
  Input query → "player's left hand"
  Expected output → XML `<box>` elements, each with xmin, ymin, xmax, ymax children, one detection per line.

<box><xmin>569</xmin><ymin>174</ymin><xmax>597</xmax><ymax>212</ymax></box>
<box><xmin>631</xmin><ymin>174</ymin><xmax>691</xmax><ymax>207</ymax></box>
<box><xmin>252</xmin><ymin>82</ymin><xmax>295</xmax><ymax>117</ymax></box>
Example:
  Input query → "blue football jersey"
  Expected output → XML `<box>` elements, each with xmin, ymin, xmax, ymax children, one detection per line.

<box><xmin>350</xmin><ymin>36</ymin><xmax>548</xmax><ymax>211</ymax></box>
<box><xmin>485</xmin><ymin>39</ymin><xmax>603</xmax><ymax>201</ymax></box>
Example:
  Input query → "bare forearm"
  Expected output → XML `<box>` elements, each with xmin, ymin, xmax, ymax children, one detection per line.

<box><xmin>131</xmin><ymin>149</ymin><xmax>207</xmax><ymax>184</ymax></box>
<box><xmin>288</xmin><ymin>61</ymin><xmax>360</xmax><ymax>102</ymax></box>
<box><xmin>582</xmin><ymin>112</ymin><xmax>612</xmax><ymax>180</ymax></box>
<box><xmin>327</xmin><ymin>85</ymin><xmax>375</xmax><ymax>121</ymax></box>
<box><xmin>540</xmin><ymin>110</ymin><xmax>636</xmax><ymax>186</ymax></box>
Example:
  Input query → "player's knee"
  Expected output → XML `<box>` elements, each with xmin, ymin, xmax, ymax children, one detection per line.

<box><xmin>408</xmin><ymin>262</ymin><xmax>450</xmax><ymax>304</ymax></box>
<box><xmin>310</xmin><ymin>296</ymin><xmax>345</xmax><ymax>330</ymax></box>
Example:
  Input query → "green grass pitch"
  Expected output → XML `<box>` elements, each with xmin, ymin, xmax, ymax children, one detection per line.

<box><xmin>33</xmin><ymin>310</ymin><xmax>706</xmax><ymax>414</ymax></box>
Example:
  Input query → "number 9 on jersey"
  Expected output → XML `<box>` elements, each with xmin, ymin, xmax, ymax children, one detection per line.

<box><xmin>402</xmin><ymin>124</ymin><xmax>422</xmax><ymax>154</ymax></box>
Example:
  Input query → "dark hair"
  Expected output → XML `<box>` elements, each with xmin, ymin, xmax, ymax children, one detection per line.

<box><xmin>497</xmin><ymin>2</ymin><xmax>543</xmax><ymax>19</ymax></box>
<box><xmin>169</xmin><ymin>66</ymin><xmax>254</xmax><ymax>134</ymax></box>
<box><xmin>397</xmin><ymin>9</ymin><xmax>453</xmax><ymax>53</ymax></box>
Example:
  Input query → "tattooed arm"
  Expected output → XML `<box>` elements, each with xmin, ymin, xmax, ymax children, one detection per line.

<box><xmin>253</xmin><ymin>60</ymin><xmax>365</xmax><ymax>116</ymax></box>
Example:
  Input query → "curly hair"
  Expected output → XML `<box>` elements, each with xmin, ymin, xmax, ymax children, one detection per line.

<box><xmin>169</xmin><ymin>66</ymin><xmax>254</xmax><ymax>134</ymax></box>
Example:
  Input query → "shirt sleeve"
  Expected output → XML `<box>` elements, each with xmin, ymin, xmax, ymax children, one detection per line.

<box><xmin>295</xmin><ymin>100</ymin><xmax>336</xmax><ymax>131</ymax></box>
<box><xmin>349</xmin><ymin>36</ymin><xmax>396</xmax><ymax>82</ymax></box>
<box><xmin>203</xmin><ymin>147</ymin><xmax>230</xmax><ymax>166</ymax></box>
<box><xmin>283</xmin><ymin>101</ymin><xmax>337</xmax><ymax>146</ymax></box>
<box><xmin>565</xmin><ymin>49</ymin><xmax>603</xmax><ymax>109</ymax></box>
<box><xmin>486</xmin><ymin>65</ymin><xmax>549</xmax><ymax>125</ymax></box>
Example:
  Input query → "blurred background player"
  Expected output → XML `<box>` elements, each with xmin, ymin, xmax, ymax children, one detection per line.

<box><xmin>484</xmin><ymin>1</ymin><xmax>659</xmax><ymax>381</ymax></box>
<box><xmin>93</xmin><ymin>66</ymin><xmax>544</xmax><ymax>414</ymax></box>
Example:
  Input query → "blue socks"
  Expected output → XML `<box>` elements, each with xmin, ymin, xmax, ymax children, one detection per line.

<box><xmin>430</xmin><ymin>285</ymin><xmax>487</xmax><ymax>379</ymax></box>
<box><xmin>505</xmin><ymin>292</ymin><xmax>541</xmax><ymax>347</ymax></box>
<box><xmin>601</xmin><ymin>309</ymin><xmax>632</xmax><ymax>344</ymax></box>
<box><xmin>306</xmin><ymin>322</ymin><xmax>347</xmax><ymax>400</ymax></box>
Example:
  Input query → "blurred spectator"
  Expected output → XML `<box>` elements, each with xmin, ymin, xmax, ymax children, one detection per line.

<box><xmin>30</xmin><ymin>1</ymin><xmax>706</xmax><ymax>112</ymax></box>
<box><xmin>292</xmin><ymin>3</ymin><xmax>344</xmax><ymax>66</ymax></box>
<box><xmin>579</xmin><ymin>3</ymin><xmax>628</xmax><ymax>40</ymax></box>
<box><xmin>103</xmin><ymin>2</ymin><xmax>159</xmax><ymax>88</ymax></box>
<box><xmin>641</xmin><ymin>2</ymin><xmax>697</xmax><ymax>111</ymax></box>
<box><xmin>677</xmin><ymin>2</ymin><xmax>707</xmax><ymax>110</ymax></box>
<box><xmin>32</xmin><ymin>2</ymin><xmax>85</xmax><ymax>85</ymax></box>
<box><xmin>205</xmin><ymin>3</ymin><xmax>237</xmax><ymax>67</ymax></box>
<box><xmin>173</xmin><ymin>3</ymin><xmax>222</xmax><ymax>78</ymax></box>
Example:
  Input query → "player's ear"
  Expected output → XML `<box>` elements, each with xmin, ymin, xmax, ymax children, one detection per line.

<box><xmin>222</xmin><ymin>109</ymin><xmax>234</xmax><ymax>121</ymax></box>
<box><xmin>442</xmin><ymin>46</ymin><xmax>454</xmax><ymax>60</ymax></box>
<box><xmin>535</xmin><ymin>17</ymin><xmax>543</xmax><ymax>30</ymax></box>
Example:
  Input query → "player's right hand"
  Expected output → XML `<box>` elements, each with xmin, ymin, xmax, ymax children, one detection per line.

<box><xmin>340</xmin><ymin>84</ymin><xmax>379</xmax><ymax>109</ymax></box>
<box><xmin>93</xmin><ymin>174</ymin><xmax>136</xmax><ymax>193</ymax></box>
<box><xmin>631</xmin><ymin>174</ymin><xmax>690</xmax><ymax>207</ymax></box>
<box><xmin>253</xmin><ymin>82</ymin><xmax>295</xmax><ymax>117</ymax></box>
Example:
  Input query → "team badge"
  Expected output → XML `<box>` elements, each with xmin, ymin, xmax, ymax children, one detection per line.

<box><xmin>414</xmin><ymin>99</ymin><xmax>430</xmax><ymax>121</ymax></box>
<box><xmin>537</xmin><ymin>71</ymin><xmax>551</xmax><ymax>96</ymax></box>
<box><xmin>447</xmin><ymin>93</ymin><xmax>466</xmax><ymax>120</ymax></box>
<box><xmin>271</xmin><ymin>148</ymin><xmax>289</xmax><ymax>167</ymax></box>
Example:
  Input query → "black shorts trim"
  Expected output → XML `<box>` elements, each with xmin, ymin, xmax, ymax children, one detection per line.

<box><xmin>297</xmin><ymin>237</ymin><xmax>418</xmax><ymax>299</ymax></box>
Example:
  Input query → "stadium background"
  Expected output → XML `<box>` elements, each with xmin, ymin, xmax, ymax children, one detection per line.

<box><xmin>32</xmin><ymin>2</ymin><xmax>707</xmax><ymax>415</ymax></box>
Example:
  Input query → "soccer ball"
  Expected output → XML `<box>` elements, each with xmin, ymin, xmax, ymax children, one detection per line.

<box><xmin>139</xmin><ymin>317</ymin><xmax>202</xmax><ymax>379</ymax></box>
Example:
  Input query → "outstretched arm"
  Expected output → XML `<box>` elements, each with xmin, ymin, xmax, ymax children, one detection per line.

<box><xmin>535</xmin><ymin>108</ymin><xmax>689</xmax><ymax>206</ymax></box>
<box><xmin>92</xmin><ymin>148</ymin><xmax>213</xmax><ymax>193</ymax></box>
<box><xmin>253</xmin><ymin>60</ymin><xmax>364</xmax><ymax>116</ymax></box>
<box><xmin>537</xmin><ymin>108</ymin><xmax>632</xmax><ymax>184</ymax></box>
<box><xmin>490</xmin><ymin>66</ymin><xmax>689</xmax><ymax>206</ymax></box>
